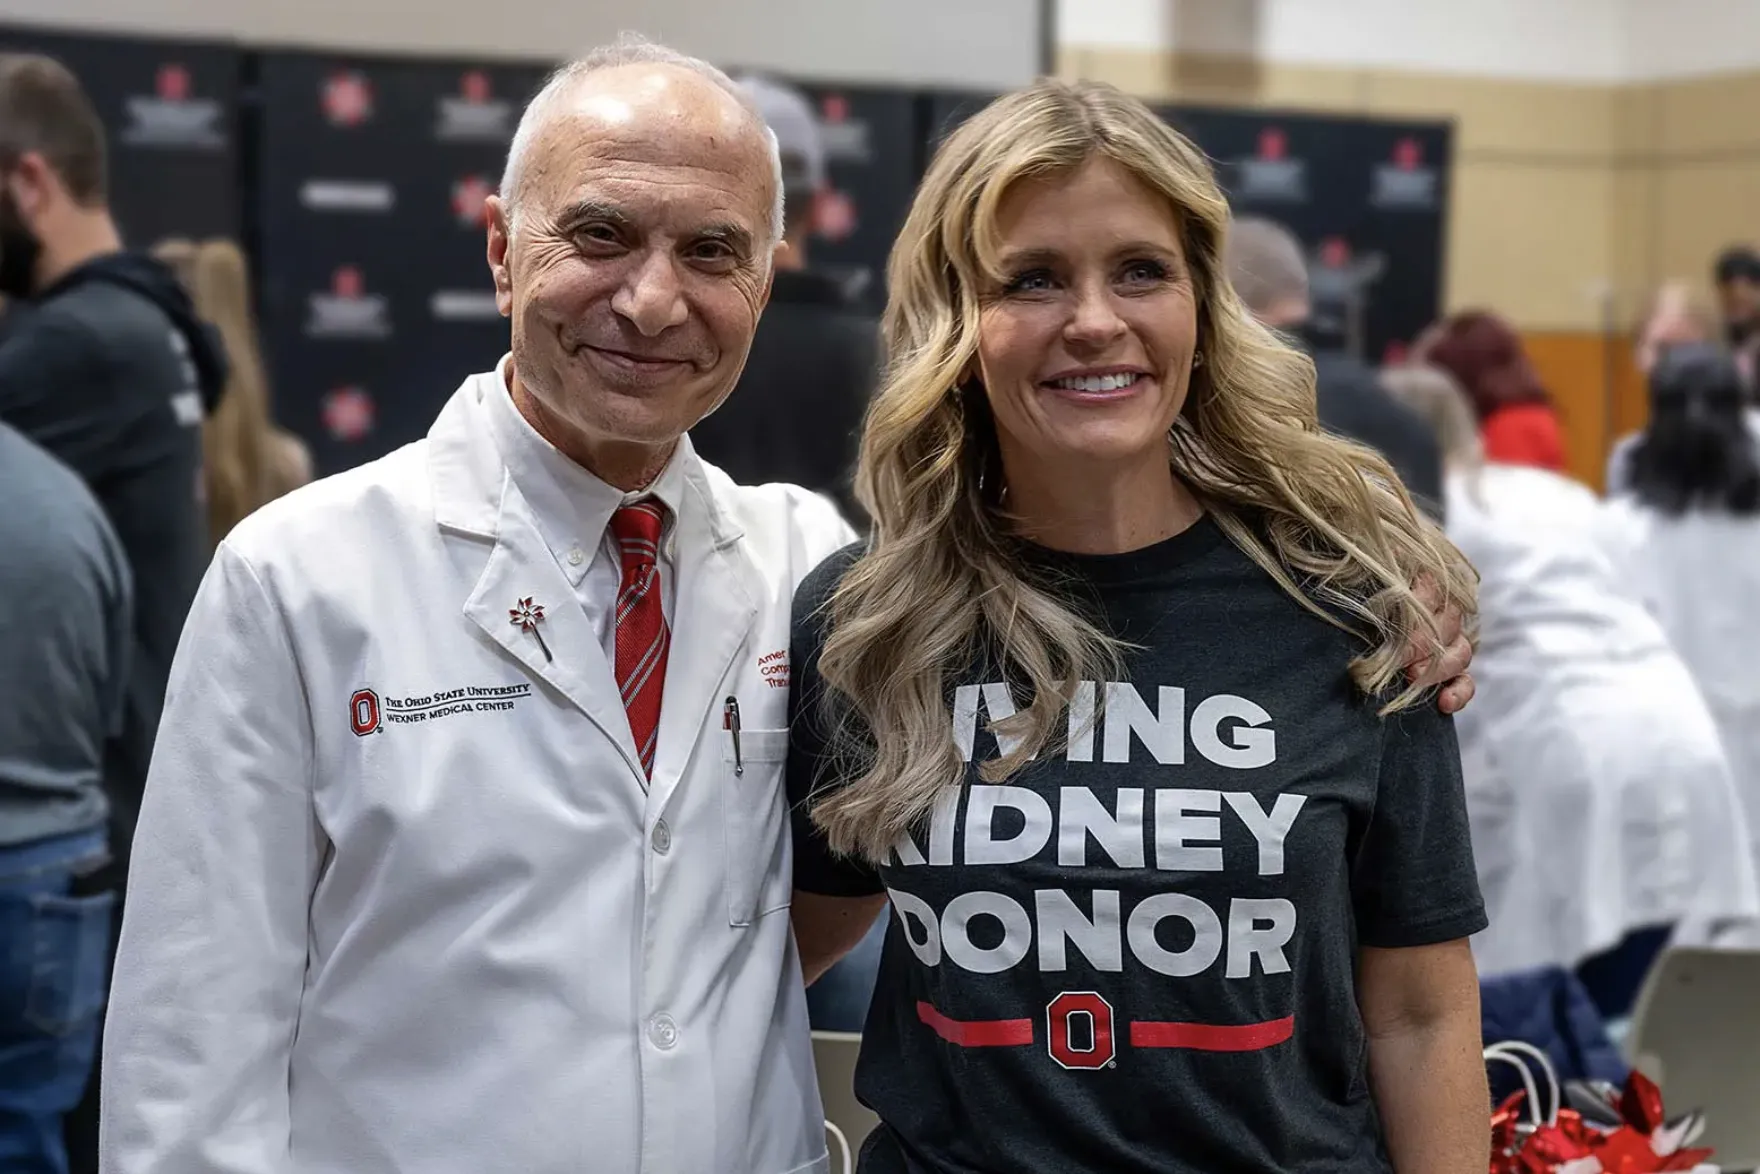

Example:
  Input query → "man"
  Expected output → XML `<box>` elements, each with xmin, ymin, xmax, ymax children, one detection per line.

<box><xmin>0</xmin><ymin>54</ymin><xmax>226</xmax><ymax>1171</ymax></box>
<box><xmin>1712</xmin><ymin>244</ymin><xmax>1760</xmax><ymax>392</ymax></box>
<box><xmin>1226</xmin><ymin>216</ymin><xmax>1444</xmax><ymax>517</ymax></box>
<box><xmin>687</xmin><ymin>74</ymin><xmax>878</xmax><ymax>525</ymax></box>
<box><xmin>0</xmin><ymin>423</ymin><xmax>131</xmax><ymax>1174</ymax></box>
<box><xmin>0</xmin><ymin>54</ymin><xmax>224</xmax><ymax>885</ymax></box>
<box><xmin>100</xmin><ymin>39</ymin><xmax>855</xmax><ymax>1174</ymax></box>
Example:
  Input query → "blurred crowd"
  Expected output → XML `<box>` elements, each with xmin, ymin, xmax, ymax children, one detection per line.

<box><xmin>2</xmin><ymin>40</ymin><xmax>1760</xmax><ymax>1174</ymax></box>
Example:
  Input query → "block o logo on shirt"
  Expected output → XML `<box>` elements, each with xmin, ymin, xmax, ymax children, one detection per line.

<box><xmin>350</xmin><ymin>689</ymin><xmax>381</xmax><ymax>736</ymax></box>
<box><xmin>1046</xmin><ymin>991</ymin><xmax>1116</xmax><ymax>1070</ymax></box>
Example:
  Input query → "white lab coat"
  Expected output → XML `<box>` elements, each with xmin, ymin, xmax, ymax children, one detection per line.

<box><xmin>100</xmin><ymin>369</ymin><xmax>857</xmax><ymax>1174</ymax></box>
<box><xmin>1600</xmin><ymin>495</ymin><xmax>1760</xmax><ymax>906</ymax></box>
<box><xmin>1445</xmin><ymin>466</ymin><xmax>1759</xmax><ymax>977</ymax></box>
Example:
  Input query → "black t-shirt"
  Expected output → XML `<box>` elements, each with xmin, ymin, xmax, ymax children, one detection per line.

<box><xmin>788</xmin><ymin>517</ymin><xmax>1486</xmax><ymax>1174</ymax></box>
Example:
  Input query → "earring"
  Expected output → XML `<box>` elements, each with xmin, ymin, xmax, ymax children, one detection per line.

<box><xmin>1192</xmin><ymin>350</ymin><xmax>1205</xmax><ymax>369</ymax></box>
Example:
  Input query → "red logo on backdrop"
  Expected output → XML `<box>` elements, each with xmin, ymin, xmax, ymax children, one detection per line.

<box><xmin>1319</xmin><ymin>236</ymin><xmax>1352</xmax><ymax>268</ymax></box>
<box><xmin>323</xmin><ymin>387</ymin><xmax>376</xmax><ymax>442</ymax></box>
<box><xmin>1257</xmin><ymin>126</ymin><xmax>1287</xmax><ymax>161</ymax></box>
<box><xmin>156</xmin><ymin>63</ymin><xmax>191</xmax><ymax>102</ymax></box>
<box><xmin>1383</xmin><ymin>340</ymin><xmax>1410</xmax><ymax>365</ymax></box>
<box><xmin>451</xmin><ymin>175</ymin><xmax>494</xmax><ymax>228</ymax></box>
<box><xmin>814</xmin><ymin>189</ymin><xmax>856</xmax><ymax>241</ymax></box>
<box><xmin>1393</xmin><ymin>137</ymin><xmax>1423</xmax><ymax>171</ymax></box>
<box><xmin>331</xmin><ymin>265</ymin><xmax>364</xmax><ymax>299</ymax></box>
<box><xmin>323</xmin><ymin>71</ymin><xmax>374</xmax><ymax>127</ymax></box>
<box><xmin>461</xmin><ymin>70</ymin><xmax>492</xmax><ymax>104</ymax></box>
<box><xmin>820</xmin><ymin>94</ymin><xmax>849</xmax><ymax>124</ymax></box>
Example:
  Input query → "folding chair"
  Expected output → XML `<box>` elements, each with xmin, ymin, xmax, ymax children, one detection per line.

<box><xmin>1625</xmin><ymin>947</ymin><xmax>1760</xmax><ymax>1171</ymax></box>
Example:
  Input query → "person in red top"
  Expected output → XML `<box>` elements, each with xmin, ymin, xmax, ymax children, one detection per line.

<box><xmin>1418</xmin><ymin>311</ymin><xmax>1567</xmax><ymax>471</ymax></box>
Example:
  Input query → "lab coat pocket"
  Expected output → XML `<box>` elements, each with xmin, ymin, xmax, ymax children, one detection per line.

<box><xmin>724</xmin><ymin>728</ymin><xmax>792</xmax><ymax>927</ymax></box>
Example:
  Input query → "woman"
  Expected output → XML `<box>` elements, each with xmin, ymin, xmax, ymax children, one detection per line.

<box><xmin>1382</xmin><ymin>364</ymin><xmax>1757</xmax><ymax>1014</ymax></box>
<box><xmin>1603</xmin><ymin>343</ymin><xmax>1760</xmax><ymax>905</ymax></box>
<box><xmin>154</xmin><ymin>238</ymin><xmax>311</xmax><ymax>548</ymax></box>
<box><xmin>786</xmin><ymin>80</ymin><xmax>1487</xmax><ymax>1173</ymax></box>
<box><xmin>1606</xmin><ymin>283</ymin><xmax>1731</xmax><ymax>492</ymax></box>
<box><xmin>1419</xmin><ymin>310</ymin><xmax>1567</xmax><ymax>472</ymax></box>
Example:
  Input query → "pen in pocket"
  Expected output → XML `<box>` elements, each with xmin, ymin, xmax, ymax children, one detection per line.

<box><xmin>723</xmin><ymin>695</ymin><xmax>743</xmax><ymax>776</ymax></box>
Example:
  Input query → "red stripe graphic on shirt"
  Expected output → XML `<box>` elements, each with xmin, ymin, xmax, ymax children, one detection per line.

<box><xmin>1129</xmin><ymin>1015</ymin><xmax>1294</xmax><ymax>1052</ymax></box>
<box><xmin>916</xmin><ymin>1001</ymin><xmax>1035</xmax><ymax>1047</ymax></box>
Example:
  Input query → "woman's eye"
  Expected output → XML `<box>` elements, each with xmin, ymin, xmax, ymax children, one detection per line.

<box><xmin>1004</xmin><ymin>269</ymin><xmax>1057</xmax><ymax>295</ymax></box>
<box><xmin>1121</xmin><ymin>259</ymin><xmax>1169</xmax><ymax>284</ymax></box>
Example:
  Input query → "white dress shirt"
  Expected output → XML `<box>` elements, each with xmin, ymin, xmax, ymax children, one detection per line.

<box><xmin>483</xmin><ymin>364</ymin><xmax>684</xmax><ymax>661</ymax></box>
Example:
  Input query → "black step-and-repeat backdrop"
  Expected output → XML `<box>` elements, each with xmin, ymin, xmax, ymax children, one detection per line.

<box><xmin>254</xmin><ymin>52</ymin><xmax>548</xmax><ymax>474</ymax></box>
<box><xmin>1</xmin><ymin>25</ymin><xmax>1452</xmax><ymax>473</ymax></box>
<box><xmin>1164</xmin><ymin>105</ymin><xmax>1451</xmax><ymax>365</ymax></box>
<box><xmin>0</xmin><ymin>25</ymin><xmax>239</xmax><ymax>245</ymax></box>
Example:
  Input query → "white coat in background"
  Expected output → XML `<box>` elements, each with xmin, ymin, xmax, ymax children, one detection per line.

<box><xmin>1444</xmin><ymin>465</ymin><xmax>1759</xmax><ymax>977</ymax></box>
<box><xmin>1600</xmin><ymin>495</ymin><xmax>1760</xmax><ymax>906</ymax></box>
<box><xmin>99</xmin><ymin>369</ymin><xmax>856</xmax><ymax>1174</ymax></box>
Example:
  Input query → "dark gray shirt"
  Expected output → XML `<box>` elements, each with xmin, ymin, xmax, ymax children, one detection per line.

<box><xmin>0</xmin><ymin>422</ymin><xmax>132</xmax><ymax>847</ymax></box>
<box><xmin>789</xmin><ymin>519</ymin><xmax>1485</xmax><ymax>1173</ymax></box>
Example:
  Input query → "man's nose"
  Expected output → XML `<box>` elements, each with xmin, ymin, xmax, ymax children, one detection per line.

<box><xmin>610</xmin><ymin>250</ymin><xmax>690</xmax><ymax>336</ymax></box>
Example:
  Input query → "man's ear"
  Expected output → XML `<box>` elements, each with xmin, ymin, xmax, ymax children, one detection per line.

<box><xmin>486</xmin><ymin>194</ymin><xmax>514</xmax><ymax>317</ymax></box>
<box><xmin>7</xmin><ymin>151</ymin><xmax>53</xmax><ymax>220</ymax></box>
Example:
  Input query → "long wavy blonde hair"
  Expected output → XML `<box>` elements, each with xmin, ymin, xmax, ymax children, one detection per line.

<box><xmin>810</xmin><ymin>79</ymin><xmax>1477</xmax><ymax>864</ymax></box>
<box><xmin>156</xmin><ymin>238</ymin><xmax>312</xmax><ymax>548</ymax></box>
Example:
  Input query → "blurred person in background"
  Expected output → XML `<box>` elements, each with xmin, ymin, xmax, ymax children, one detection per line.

<box><xmin>0</xmin><ymin>55</ymin><xmax>226</xmax><ymax>1171</ymax></box>
<box><xmin>155</xmin><ymin>238</ymin><xmax>312</xmax><ymax>548</ymax></box>
<box><xmin>1383</xmin><ymin>364</ymin><xmax>1757</xmax><ymax>1020</ymax></box>
<box><xmin>1418</xmin><ymin>310</ymin><xmax>1567</xmax><ymax>472</ymax></box>
<box><xmin>0</xmin><ymin>422</ymin><xmax>131</xmax><ymax>1174</ymax></box>
<box><xmin>1602</xmin><ymin>343</ymin><xmax>1760</xmax><ymax>925</ymax></box>
<box><xmin>1226</xmin><ymin>215</ymin><xmax>1443</xmax><ymax>516</ymax></box>
<box><xmin>687</xmin><ymin>74</ymin><xmax>878</xmax><ymax>526</ymax></box>
<box><xmin>1606</xmin><ymin>282</ymin><xmax>1754</xmax><ymax>493</ymax></box>
<box><xmin>1712</xmin><ymin>244</ymin><xmax>1760</xmax><ymax>390</ymax></box>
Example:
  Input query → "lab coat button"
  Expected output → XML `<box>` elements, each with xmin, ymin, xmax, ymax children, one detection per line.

<box><xmin>651</xmin><ymin>820</ymin><xmax>671</xmax><ymax>854</ymax></box>
<box><xmin>566</xmin><ymin>546</ymin><xmax>585</xmax><ymax>567</ymax></box>
<box><xmin>650</xmin><ymin>1014</ymin><xmax>678</xmax><ymax>1049</ymax></box>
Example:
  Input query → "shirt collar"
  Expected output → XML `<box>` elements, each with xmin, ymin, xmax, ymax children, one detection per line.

<box><xmin>485</xmin><ymin>357</ymin><xmax>688</xmax><ymax>587</ymax></box>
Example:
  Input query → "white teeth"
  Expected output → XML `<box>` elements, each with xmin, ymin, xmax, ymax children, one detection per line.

<box><xmin>1050</xmin><ymin>373</ymin><xmax>1139</xmax><ymax>392</ymax></box>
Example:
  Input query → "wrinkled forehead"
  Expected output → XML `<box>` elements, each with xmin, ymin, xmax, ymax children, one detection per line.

<box><xmin>527</xmin><ymin>82</ymin><xmax>774</xmax><ymax>235</ymax></box>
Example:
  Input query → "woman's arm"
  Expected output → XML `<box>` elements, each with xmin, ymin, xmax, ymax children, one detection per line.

<box><xmin>792</xmin><ymin>891</ymin><xmax>889</xmax><ymax>985</ymax></box>
<box><xmin>1359</xmin><ymin>939</ymin><xmax>1488</xmax><ymax>1174</ymax></box>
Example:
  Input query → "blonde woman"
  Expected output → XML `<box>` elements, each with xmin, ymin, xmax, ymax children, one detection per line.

<box><xmin>1383</xmin><ymin>364</ymin><xmax>1756</xmax><ymax>1015</ymax></box>
<box><xmin>785</xmin><ymin>80</ymin><xmax>1487</xmax><ymax>1174</ymax></box>
<box><xmin>155</xmin><ymin>238</ymin><xmax>311</xmax><ymax>547</ymax></box>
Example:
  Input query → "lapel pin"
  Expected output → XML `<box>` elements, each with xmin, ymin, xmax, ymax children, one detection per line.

<box><xmin>508</xmin><ymin>596</ymin><xmax>552</xmax><ymax>662</ymax></box>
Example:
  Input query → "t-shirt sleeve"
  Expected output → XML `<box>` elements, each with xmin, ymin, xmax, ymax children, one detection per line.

<box><xmin>787</xmin><ymin>547</ymin><xmax>885</xmax><ymax>898</ymax></box>
<box><xmin>1351</xmin><ymin>701</ymin><xmax>1488</xmax><ymax>948</ymax></box>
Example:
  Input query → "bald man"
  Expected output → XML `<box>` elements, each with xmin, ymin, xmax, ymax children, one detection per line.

<box><xmin>1226</xmin><ymin>216</ymin><xmax>1444</xmax><ymax>517</ymax></box>
<box><xmin>99</xmin><ymin>38</ymin><xmax>853</xmax><ymax>1174</ymax></box>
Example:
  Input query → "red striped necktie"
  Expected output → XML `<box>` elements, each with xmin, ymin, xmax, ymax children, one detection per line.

<box><xmin>611</xmin><ymin>500</ymin><xmax>669</xmax><ymax>779</ymax></box>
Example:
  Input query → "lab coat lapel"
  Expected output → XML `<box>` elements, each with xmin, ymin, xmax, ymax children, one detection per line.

<box><xmin>463</xmin><ymin>482</ymin><xmax>645</xmax><ymax>782</ymax></box>
<box><xmin>646</xmin><ymin>458</ymin><xmax>760</xmax><ymax>819</ymax></box>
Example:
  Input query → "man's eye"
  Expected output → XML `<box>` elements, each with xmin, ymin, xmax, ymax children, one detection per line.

<box><xmin>691</xmin><ymin>241</ymin><xmax>737</xmax><ymax>264</ymax></box>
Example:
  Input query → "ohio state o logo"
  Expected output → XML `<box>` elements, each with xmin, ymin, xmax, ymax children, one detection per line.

<box><xmin>1046</xmin><ymin>991</ymin><xmax>1115</xmax><ymax>1070</ymax></box>
<box><xmin>350</xmin><ymin>689</ymin><xmax>381</xmax><ymax>736</ymax></box>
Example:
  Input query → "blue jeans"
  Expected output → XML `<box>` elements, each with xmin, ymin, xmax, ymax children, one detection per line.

<box><xmin>0</xmin><ymin>830</ymin><xmax>114</xmax><ymax>1174</ymax></box>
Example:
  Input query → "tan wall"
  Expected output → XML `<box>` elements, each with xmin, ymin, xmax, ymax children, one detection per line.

<box><xmin>1056</xmin><ymin>47</ymin><xmax>1760</xmax><ymax>487</ymax></box>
